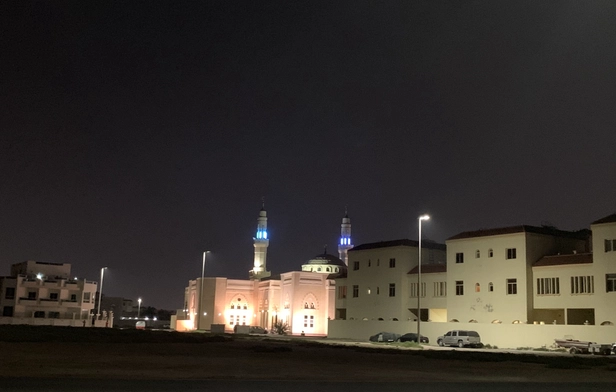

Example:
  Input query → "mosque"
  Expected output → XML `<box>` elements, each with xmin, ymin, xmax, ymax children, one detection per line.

<box><xmin>170</xmin><ymin>205</ymin><xmax>351</xmax><ymax>335</ymax></box>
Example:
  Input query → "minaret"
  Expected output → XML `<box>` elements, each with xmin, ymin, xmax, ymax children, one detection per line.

<box><xmin>338</xmin><ymin>208</ymin><xmax>353</xmax><ymax>266</ymax></box>
<box><xmin>249</xmin><ymin>201</ymin><xmax>271</xmax><ymax>280</ymax></box>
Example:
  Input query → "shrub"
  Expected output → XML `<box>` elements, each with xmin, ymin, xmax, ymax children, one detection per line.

<box><xmin>272</xmin><ymin>321</ymin><xmax>290</xmax><ymax>335</ymax></box>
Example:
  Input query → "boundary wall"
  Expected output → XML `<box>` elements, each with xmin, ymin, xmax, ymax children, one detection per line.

<box><xmin>327</xmin><ymin>320</ymin><xmax>616</xmax><ymax>349</ymax></box>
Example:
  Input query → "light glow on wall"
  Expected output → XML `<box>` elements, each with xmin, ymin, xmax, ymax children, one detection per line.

<box><xmin>256</xmin><ymin>230</ymin><xmax>268</xmax><ymax>239</ymax></box>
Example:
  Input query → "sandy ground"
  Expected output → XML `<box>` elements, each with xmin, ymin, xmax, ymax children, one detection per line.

<box><xmin>1</xmin><ymin>339</ymin><xmax>616</xmax><ymax>382</ymax></box>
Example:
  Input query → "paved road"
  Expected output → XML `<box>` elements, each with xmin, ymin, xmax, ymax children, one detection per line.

<box><xmin>2</xmin><ymin>379</ymin><xmax>616</xmax><ymax>392</ymax></box>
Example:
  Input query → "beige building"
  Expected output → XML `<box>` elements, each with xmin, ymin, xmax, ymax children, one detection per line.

<box><xmin>172</xmin><ymin>207</ymin><xmax>349</xmax><ymax>335</ymax></box>
<box><xmin>335</xmin><ymin>239</ymin><xmax>447</xmax><ymax>322</ymax></box>
<box><xmin>0</xmin><ymin>260</ymin><xmax>108</xmax><ymax>327</ymax></box>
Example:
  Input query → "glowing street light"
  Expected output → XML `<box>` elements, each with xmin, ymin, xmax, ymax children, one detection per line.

<box><xmin>198</xmin><ymin>251</ymin><xmax>210</xmax><ymax>330</ymax></box>
<box><xmin>96</xmin><ymin>267</ymin><xmax>108</xmax><ymax>318</ymax></box>
<box><xmin>137</xmin><ymin>298</ymin><xmax>142</xmax><ymax>319</ymax></box>
<box><xmin>417</xmin><ymin>214</ymin><xmax>430</xmax><ymax>343</ymax></box>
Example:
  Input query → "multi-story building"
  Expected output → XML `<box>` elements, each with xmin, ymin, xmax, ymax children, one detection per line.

<box><xmin>335</xmin><ymin>239</ymin><xmax>447</xmax><ymax>322</ymax></box>
<box><xmin>0</xmin><ymin>260</ymin><xmax>105</xmax><ymax>326</ymax></box>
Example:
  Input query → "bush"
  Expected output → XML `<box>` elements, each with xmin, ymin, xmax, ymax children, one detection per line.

<box><xmin>272</xmin><ymin>321</ymin><xmax>290</xmax><ymax>335</ymax></box>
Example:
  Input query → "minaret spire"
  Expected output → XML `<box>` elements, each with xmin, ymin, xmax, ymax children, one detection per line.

<box><xmin>250</xmin><ymin>201</ymin><xmax>271</xmax><ymax>280</ymax></box>
<box><xmin>338</xmin><ymin>208</ymin><xmax>353</xmax><ymax>266</ymax></box>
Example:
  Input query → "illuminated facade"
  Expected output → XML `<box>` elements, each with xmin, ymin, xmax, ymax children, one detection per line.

<box><xmin>172</xmin><ymin>206</ymin><xmax>348</xmax><ymax>335</ymax></box>
<box><xmin>0</xmin><ymin>261</ymin><xmax>106</xmax><ymax>327</ymax></box>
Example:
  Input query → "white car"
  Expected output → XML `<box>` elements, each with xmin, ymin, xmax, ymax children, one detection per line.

<box><xmin>437</xmin><ymin>330</ymin><xmax>482</xmax><ymax>348</ymax></box>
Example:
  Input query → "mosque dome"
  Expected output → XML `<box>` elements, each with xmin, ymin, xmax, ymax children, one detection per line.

<box><xmin>301</xmin><ymin>252</ymin><xmax>347</xmax><ymax>278</ymax></box>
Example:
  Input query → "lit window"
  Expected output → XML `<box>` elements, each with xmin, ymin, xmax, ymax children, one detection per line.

<box><xmin>475</xmin><ymin>283</ymin><xmax>480</xmax><ymax>292</ymax></box>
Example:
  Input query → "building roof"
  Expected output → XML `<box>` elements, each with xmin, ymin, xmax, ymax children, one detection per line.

<box><xmin>349</xmin><ymin>239</ymin><xmax>446</xmax><ymax>252</ymax></box>
<box><xmin>303</xmin><ymin>253</ymin><xmax>347</xmax><ymax>267</ymax></box>
<box><xmin>592</xmin><ymin>213</ymin><xmax>616</xmax><ymax>225</ymax></box>
<box><xmin>533</xmin><ymin>253</ymin><xmax>593</xmax><ymax>267</ymax></box>
<box><xmin>408</xmin><ymin>264</ymin><xmax>447</xmax><ymax>274</ymax></box>
<box><xmin>447</xmin><ymin>225</ymin><xmax>590</xmax><ymax>241</ymax></box>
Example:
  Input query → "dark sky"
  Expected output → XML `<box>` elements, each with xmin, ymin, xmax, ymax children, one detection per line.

<box><xmin>2</xmin><ymin>1</ymin><xmax>615</xmax><ymax>311</ymax></box>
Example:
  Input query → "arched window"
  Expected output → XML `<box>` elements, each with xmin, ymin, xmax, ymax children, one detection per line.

<box><xmin>310</xmin><ymin>302</ymin><xmax>315</xmax><ymax>309</ymax></box>
<box><xmin>450</xmin><ymin>319</ymin><xmax>459</xmax><ymax>322</ymax></box>
<box><xmin>488</xmin><ymin>249</ymin><xmax>493</xmax><ymax>258</ymax></box>
<box><xmin>326</xmin><ymin>267</ymin><xmax>331</xmax><ymax>272</ymax></box>
<box><xmin>476</xmin><ymin>250</ymin><xmax>480</xmax><ymax>258</ymax></box>
<box><xmin>475</xmin><ymin>283</ymin><xmax>481</xmax><ymax>292</ymax></box>
<box><xmin>469</xmin><ymin>319</ymin><xmax>478</xmax><ymax>323</ymax></box>
<box><xmin>317</xmin><ymin>267</ymin><xmax>322</xmax><ymax>272</ymax></box>
<box><xmin>304</xmin><ymin>302</ymin><xmax>309</xmax><ymax>309</ymax></box>
<box><xmin>488</xmin><ymin>282</ymin><xmax>494</xmax><ymax>292</ymax></box>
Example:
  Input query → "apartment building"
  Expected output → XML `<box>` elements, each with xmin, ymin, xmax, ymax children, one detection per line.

<box><xmin>0</xmin><ymin>261</ymin><xmax>101</xmax><ymax>326</ymax></box>
<box><xmin>336</xmin><ymin>239</ymin><xmax>447</xmax><ymax>322</ymax></box>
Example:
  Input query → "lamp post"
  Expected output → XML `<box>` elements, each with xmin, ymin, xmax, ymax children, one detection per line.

<box><xmin>417</xmin><ymin>214</ymin><xmax>430</xmax><ymax>343</ymax></box>
<box><xmin>137</xmin><ymin>298</ymin><xmax>142</xmax><ymax>319</ymax></box>
<box><xmin>198</xmin><ymin>251</ymin><xmax>210</xmax><ymax>330</ymax></box>
<box><xmin>96</xmin><ymin>267</ymin><xmax>107</xmax><ymax>319</ymax></box>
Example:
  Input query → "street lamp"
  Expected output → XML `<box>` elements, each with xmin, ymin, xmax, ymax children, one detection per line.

<box><xmin>198</xmin><ymin>251</ymin><xmax>210</xmax><ymax>330</ymax></box>
<box><xmin>417</xmin><ymin>214</ymin><xmax>430</xmax><ymax>343</ymax></box>
<box><xmin>96</xmin><ymin>267</ymin><xmax>108</xmax><ymax>319</ymax></box>
<box><xmin>137</xmin><ymin>298</ymin><xmax>142</xmax><ymax>319</ymax></box>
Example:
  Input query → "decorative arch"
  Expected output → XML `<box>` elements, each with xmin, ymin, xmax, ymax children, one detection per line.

<box><xmin>492</xmin><ymin>319</ymin><xmax>502</xmax><ymax>324</ymax></box>
<box><xmin>469</xmin><ymin>319</ymin><xmax>478</xmax><ymax>323</ymax></box>
<box><xmin>601</xmin><ymin>321</ymin><xmax>614</xmax><ymax>326</ymax></box>
<box><xmin>229</xmin><ymin>294</ymin><xmax>250</xmax><ymax>310</ymax></box>
<box><xmin>302</xmin><ymin>293</ymin><xmax>318</xmax><ymax>309</ymax></box>
<box><xmin>449</xmin><ymin>319</ymin><xmax>459</xmax><ymax>322</ymax></box>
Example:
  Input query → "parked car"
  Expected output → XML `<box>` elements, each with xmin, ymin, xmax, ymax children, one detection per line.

<box><xmin>369</xmin><ymin>332</ymin><xmax>400</xmax><ymax>342</ymax></box>
<box><xmin>436</xmin><ymin>330</ymin><xmax>482</xmax><ymax>348</ymax></box>
<box><xmin>397</xmin><ymin>333</ymin><xmax>429</xmax><ymax>344</ymax></box>
<box><xmin>249</xmin><ymin>326</ymin><xmax>268</xmax><ymax>334</ymax></box>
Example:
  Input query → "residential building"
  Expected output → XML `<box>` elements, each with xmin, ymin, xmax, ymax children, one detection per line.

<box><xmin>0</xmin><ymin>261</ymin><xmax>107</xmax><ymax>327</ymax></box>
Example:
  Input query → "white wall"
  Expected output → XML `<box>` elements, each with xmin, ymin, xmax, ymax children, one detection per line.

<box><xmin>327</xmin><ymin>319</ymin><xmax>616</xmax><ymax>349</ymax></box>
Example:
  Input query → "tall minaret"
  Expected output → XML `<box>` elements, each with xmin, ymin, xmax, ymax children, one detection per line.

<box><xmin>249</xmin><ymin>200</ymin><xmax>271</xmax><ymax>280</ymax></box>
<box><xmin>338</xmin><ymin>208</ymin><xmax>353</xmax><ymax>266</ymax></box>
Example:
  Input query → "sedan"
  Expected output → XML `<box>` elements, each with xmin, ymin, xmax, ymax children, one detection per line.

<box><xmin>369</xmin><ymin>332</ymin><xmax>400</xmax><ymax>342</ymax></box>
<box><xmin>397</xmin><ymin>333</ymin><xmax>429</xmax><ymax>344</ymax></box>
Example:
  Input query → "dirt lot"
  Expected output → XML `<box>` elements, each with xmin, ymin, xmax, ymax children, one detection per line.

<box><xmin>1</xmin><ymin>327</ymin><xmax>615</xmax><ymax>382</ymax></box>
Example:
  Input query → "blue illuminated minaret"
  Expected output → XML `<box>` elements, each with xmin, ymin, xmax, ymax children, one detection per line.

<box><xmin>338</xmin><ymin>208</ymin><xmax>353</xmax><ymax>266</ymax></box>
<box><xmin>249</xmin><ymin>201</ymin><xmax>271</xmax><ymax>280</ymax></box>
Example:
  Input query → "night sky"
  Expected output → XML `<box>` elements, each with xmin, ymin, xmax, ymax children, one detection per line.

<box><xmin>2</xmin><ymin>1</ymin><xmax>615</xmax><ymax>311</ymax></box>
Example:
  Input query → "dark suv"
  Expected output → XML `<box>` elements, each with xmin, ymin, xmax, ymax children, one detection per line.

<box><xmin>436</xmin><ymin>330</ymin><xmax>482</xmax><ymax>348</ymax></box>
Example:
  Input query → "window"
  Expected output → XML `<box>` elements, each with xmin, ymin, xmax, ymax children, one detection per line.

<box><xmin>537</xmin><ymin>277</ymin><xmax>560</xmax><ymax>295</ymax></box>
<box><xmin>507</xmin><ymin>278</ymin><xmax>517</xmax><ymax>295</ymax></box>
<box><xmin>353</xmin><ymin>261</ymin><xmax>359</xmax><ymax>271</ymax></box>
<box><xmin>70</xmin><ymin>294</ymin><xmax>77</xmax><ymax>302</ymax></box>
<box><xmin>352</xmin><ymin>285</ymin><xmax>359</xmax><ymax>298</ymax></box>
<box><xmin>475</xmin><ymin>250</ymin><xmax>480</xmax><ymax>258</ymax></box>
<box><xmin>367</xmin><ymin>288</ymin><xmax>371</xmax><ymax>295</ymax></box>
<box><xmin>455</xmin><ymin>281</ymin><xmax>464</xmax><ymax>295</ymax></box>
<box><xmin>83</xmin><ymin>292</ymin><xmax>90</xmax><ymax>303</ymax></box>
<box><xmin>506</xmin><ymin>248</ymin><xmax>517</xmax><ymax>259</ymax></box>
<box><xmin>49</xmin><ymin>311</ymin><xmax>60</xmax><ymax>319</ymax></box>
<box><xmin>376</xmin><ymin>287</ymin><xmax>380</xmax><ymax>295</ymax></box>
<box><xmin>5</xmin><ymin>287</ymin><xmax>15</xmax><ymax>300</ymax></box>
<box><xmin>488</xmin><ymin>282</ymin><xmax>494</xmax><ymax>292</ymax></box>
<box><xmin>377</xmin><ymin>259</ymin><xmax>380</xmax><ymax>266</ymax></box>
<box><xmin>606</xmin><ymin>239</ymin><xmax>616</xmax><ymax>252</ymax></box>
<box><xmin>317</xmin><ymin>267</ymin><xmax>321</xmax><ymax>272</ymax></box>
<box><xmin>28</xmin><ymin>292</ymin><xmax>36</xmax><ymax>300</ymax></box>
<box><xmin>488</xmin><ymin>248</ymin><xmax>493</xmax><ymax>258</ymax></box>
<box><xmin>455</xmin><ymin>253</ymin><xmax>464</xmax><ymax>264</ymax></box>
<box><xmin>50</xmin><ymin>293</ymin><xmax>58</xmax><ymax>300</ymax></box>
<box><xmin>389</xmin><ymin>283</ymin><xmax>396</xmax><ymax>297</ymax></box>
<box><xmin>368</xmin><ymin>260</ymin><xmax>371</xmax><ymax>267</ymax></box>
<box><xmin>410</xmin><ymin>282</ymin><xmax>426</xmax><ymax>297</ymax></box>
<box><xmin>338</xmin><ymin>286</ymin><xmax>347</xmax><ymax>299</ymax></box>
<box><xmin>607</xmin><ymin>274</ymin><xmax>616</xmax><ymax>292</ymax></box>
<box><xmin>571</xmin><ymin>276</ymin><xmax>594</xmax><ymax>294</ymax></box>
<box><xmin>475</xmin><ymin>283</ymin><xmax>480</xmax><ymax>292</ymax></box>
<box><xmin>34</xmin><ymin>311</ymin><xmax>45</xmax><ymax>318</ymax></box>
<box><xmin>389</xmin><ymin>258</ymin><xmax>396</xmax><ymax>268</ymax></box>
<box><xmin>3</xmin><ymin>306</ymin><xmax>13</xmax><ymax>317</ymax></box>
<box><xmin>434</xmin><ymin>282</ymin><xmax>446</xmax><ymax>297</ymax></box>
<box><xmin>303</xmin><ymin>315</ymin><xmax>314</xmax><ymax>328</ymax></box>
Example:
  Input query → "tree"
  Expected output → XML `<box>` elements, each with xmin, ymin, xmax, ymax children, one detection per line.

<box><xmin>272</xmin><ymin>321</ymin><xmax>290</xmax><ymax>335</ymax></box>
